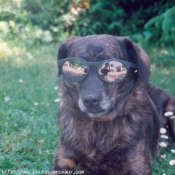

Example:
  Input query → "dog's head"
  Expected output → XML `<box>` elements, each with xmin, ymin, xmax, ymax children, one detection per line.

<box><xmin>57</xmin><ymin>35</ymin><xmax>150</xmax><ymax>121</ymax></box>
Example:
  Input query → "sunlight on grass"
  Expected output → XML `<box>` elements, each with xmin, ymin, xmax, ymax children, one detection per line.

<box><xmin>0</xmin><ymin>40</ymin><xmax>13</xmax><ymax>59</ymax></box>
<box><xmin>0</xmin><ymin>39</ymin><xmax>60</xmax><ymax>172</ymax></box>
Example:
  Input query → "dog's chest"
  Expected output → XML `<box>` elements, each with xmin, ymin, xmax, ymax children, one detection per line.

<box><xmin>77</xmin><ymin>146</ymin><xmax>127</xmax><ymax>175</ymax></box>
<box><xmin>75</xmin><ymin>120</ymin><xmax>131</xmax><ymax>156</ymax></box>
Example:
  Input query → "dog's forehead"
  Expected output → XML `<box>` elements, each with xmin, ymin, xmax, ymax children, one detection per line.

<box><xmin>70</xmin><ymin>35</ymin><xmax>125</xmax><ymax>61</ymax></box>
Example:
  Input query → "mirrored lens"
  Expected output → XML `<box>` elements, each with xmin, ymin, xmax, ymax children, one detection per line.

<box><xmin>62</xmin><ymin>59</ymin><xmax>87</xmax><ymax>81</ymax></box>
<box><xmin>99</xmin><ymin>60</ymin><xmax>127</xmax><ymax>83</ymax></box>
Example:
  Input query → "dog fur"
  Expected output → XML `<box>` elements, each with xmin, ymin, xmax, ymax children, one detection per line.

<box><xmin>50</xmin><ymin>35</ymin><xmax>175</xmax><ymax>175</ymax></box>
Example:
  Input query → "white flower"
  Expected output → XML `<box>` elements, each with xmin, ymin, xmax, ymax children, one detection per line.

<box><xmin>159</xmin><ymin>142</ymin><xmax>167</xmax><ymax>147</ymax></box>
<box><xmin>160</xmin><ymin>154</ymin><xmax>166</xmax><ymax>159</ymax></box>
<box><xmin>162</xmin><ymin>173</ymin><xmax>166</xmax><ymax>175</ymax></box>
<box><xmin>18</xmin><ymin>79</ymin><xmax>23</xmax><ymax>83</ymax></box>
<box><xmin>171</xmin><ymin>149</ymin><xmax>175</xmax><ymax>153</ymax></box>
<box><xmin>160</xmin><ymin>135</ymin><xmax>168</xmax><ymax>139</ymax></box>
<box><xmin>34</xmin><ymin>102</ymin><xmax>39</xmax><ymax>106</ymax></box>
<box><xmin>4</xmin><ymin>96</ymin><xmax>10</xmax><ymax>102</ymax></box>
<box><xmin>164</xmin><ymin>111</ymin><xmax>173</xmax><ymax>116</ymax></box>
<box><xmin>54</xmin><ymin>98</ymin><xmax>60</xmax><ymax>102</ymax></box>
<box><xmin>160</xmin><ymin>128</ymin><xmax>167</xmax><ymax>134</ymax></box>
<box><xmin>54</xmin><ymin>86</ymin><xmax>59</xmax><ymax>90</ymax></box>
<box><xmin>169</xmin><ymin>160</ymin><xmax>175</xmax><ymax>165</ymax></box>
<box><xmin>37</xmin><ymin>139</ymin><xmax>44</xmax><ymax>144</ymax></box>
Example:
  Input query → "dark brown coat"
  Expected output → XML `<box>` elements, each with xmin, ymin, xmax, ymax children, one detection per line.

<box><xmin>51</xmin><ymin>35</ymin><xmax>175</xmax><ymax>175</ymax></box>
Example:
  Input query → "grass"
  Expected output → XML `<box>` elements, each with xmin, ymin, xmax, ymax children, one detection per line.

<box><xmin>150</xmin><ymin>48</ymin><xmax>175</xmax><ymax>95</ymax></box>
<box><xmin>0</xmin><ymin>38</ymin><xmax>175</xmax><ymax>175</ymax></box>
<box><xmin>149</xmin><ymin>48</ymin><xmax>175</xmax><ymax>175</ymax></box>
<box><xmin>0</xmin><ymin>39</ymin><xmax>59</xmax><ymax>173</ymax></box>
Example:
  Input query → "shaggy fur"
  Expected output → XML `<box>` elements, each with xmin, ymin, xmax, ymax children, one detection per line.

<box><xmin>50</xmin><ymin>35</ymin><xmax>175</xmax><ymax>175</ymax></box>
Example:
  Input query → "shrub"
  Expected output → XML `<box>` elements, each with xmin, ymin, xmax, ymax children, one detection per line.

<box><xmin>0</xmin><ymin>0</ymin><xmax>174</xmax><ymax>47</ymax></box>
<box><xmin>144</xmin><ymin>6</ymin><xmax>175</xmax><ymax>47</ymax></box>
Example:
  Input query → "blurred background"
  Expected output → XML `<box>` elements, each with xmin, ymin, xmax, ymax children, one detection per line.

<box><xmin>0</xmin><ymin>0</ymin><xmax>175</xmax><ymax>46</ymax></box>
<box><xmin>0</xmin><ymin>0</ymin><xmax>175</xmax><ymax>174</ymax></box>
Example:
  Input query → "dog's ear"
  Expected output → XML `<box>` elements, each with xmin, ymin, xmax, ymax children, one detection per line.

<box><xmin>122</xmin><ymin>37</ymin><xmax>150</xmax><ymax>82</ymax></box>
<box><xmin>57</xmin><ymin>36</ymin><xmax>80</xmax><ymax>76</ymax></box>
<box><xmin>57</xmin><ymin>36</ymin><xmax>80</xmax><ymax>60</ymax></box>
<box><xmin>57</xmin><ymin>43</ymin><xmax>68</xmax><ymax>60</ymax></box>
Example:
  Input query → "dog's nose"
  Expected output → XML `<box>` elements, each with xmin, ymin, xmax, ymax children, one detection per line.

<box><xmin>83</xmin><ymin>94</ymin><xmax>100</xmax><ymax>108</ymax></box>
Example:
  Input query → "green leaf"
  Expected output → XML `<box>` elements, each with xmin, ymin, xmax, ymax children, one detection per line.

<box><xmin>162</xmin><ymin>7</ymin><xmax>175</xmax><ymax>33</ymax></box>
<box><xmin>144</xmin><ymin>15</ymin><xmax>163</xmax><ymax>29</ymax></box>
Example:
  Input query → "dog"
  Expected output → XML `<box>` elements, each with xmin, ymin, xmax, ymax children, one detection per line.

<box><xmin>50</xmin><ymin>35</ymin><xmax>175</xmax><ymax>175</ymax></box>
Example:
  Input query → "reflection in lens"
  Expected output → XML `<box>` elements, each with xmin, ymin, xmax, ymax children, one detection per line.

<box><xmin>99</xmin><ymin>60</ymin><xmax>127</xmax><ymax>83</ymax></box>
<box><xmin>62</xmin><ymin>59</ymin><xmax>87</xmax><ymax>81</ymax></box>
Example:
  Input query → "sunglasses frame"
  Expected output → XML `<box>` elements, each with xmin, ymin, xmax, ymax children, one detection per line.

<box><xmin>58</xmin><ymin>57</ymin><xmax>136</xmax><ymax>83</ymax></box>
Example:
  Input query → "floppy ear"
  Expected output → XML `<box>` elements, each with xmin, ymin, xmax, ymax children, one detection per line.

<box><xmin>57</xmin><ymin>36</ymin><xmax>80</xmax><ymax>75</ymax></box>
<box><xmin>57</xmin><ymin>36</ymin><xmax>80</xmax><ymax>60</ymax></box>
<box><xmin>123</xmin><ymin>37</ymin><xmax>150</xmax><ymax>82</ymax></box>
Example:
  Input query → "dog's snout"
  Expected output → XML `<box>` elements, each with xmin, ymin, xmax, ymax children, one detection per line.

<box><xmin>83</xmin><ymin>94</ymin><xmax>100</xmax><ymax>108</ymax></box>
<box><xmin>78</xmin><ymin>74</ymin><xmax>111</xmax><ymax>115</ymax></box>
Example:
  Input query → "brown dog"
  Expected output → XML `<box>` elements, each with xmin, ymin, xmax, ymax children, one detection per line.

<box><xmin>51</xmin><ymin>35</ymin><xmax>175</xmax><ymax>175</ymax></box>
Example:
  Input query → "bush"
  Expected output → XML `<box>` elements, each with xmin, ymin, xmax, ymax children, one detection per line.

<box><xmin>0</xmin><ymin>0</ymin><xmax>174</xmax><ymax>48</ymax></box>
<box><xmin>0</xmin><ymin>0</ymin><xmax>71</xmax><ymax>45</ymax></box>
<box><xmin>71</xmin><ymin>1</ymin><xmax>174</xmax><ymax>36</ymax></box>
<box><xmin>144</xmin><ymin>6</ymin><xmax>175</xmax><ymax>47</ymax></box>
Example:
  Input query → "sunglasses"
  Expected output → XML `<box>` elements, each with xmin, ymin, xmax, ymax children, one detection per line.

<box><xmin>58</xmin><ymin>57</ymin><xmax>136</xmax><ymax>83</ymax></box>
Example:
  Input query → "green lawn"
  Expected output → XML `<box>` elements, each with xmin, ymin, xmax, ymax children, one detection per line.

<box><xmin>0</xmin><ymin>39</ymin><xmax>59</xmax><ymax>173</ymax></box>
<box><xmin>0</xmin><ymin>39</ymin><xmax>175</xmax><ymax>174</ymax></box>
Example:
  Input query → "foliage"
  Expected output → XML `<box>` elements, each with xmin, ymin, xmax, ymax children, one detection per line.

<box><xmin>0</xmin><ymin>0</ymin><xmax>71</xmax><ymax>45</ymax></box>
<box><xmin>0</xmin><ymin>0</ymin><xmax>175</xmax><ymax>47</ymax></box>
<box><xmin>71</xmin><ymin>0</ymin><xmax>175</xmax><ymax>46</ymax></box>
<box><xmin>72</xmin><ymin>0</ymin><xmax>165</xmax><ymax>35</ymax></box>
<box><xmin>144</xmin><ymin>6</ymin><xmax>175</xmax><ymax>47</ymax></box>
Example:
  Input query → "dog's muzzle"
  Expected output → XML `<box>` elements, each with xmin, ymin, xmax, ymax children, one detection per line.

<box><xmin>78</xmin><ymin>92</ymin><xmax>115</xmax><ymax>119</ymax></box>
